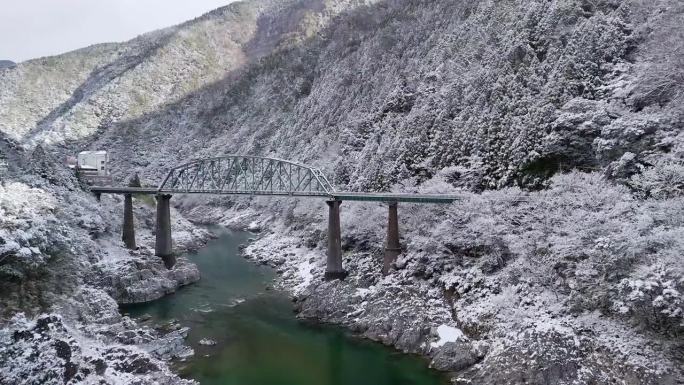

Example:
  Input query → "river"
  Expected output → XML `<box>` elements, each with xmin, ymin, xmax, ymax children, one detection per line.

<box><xmin>123</xmin><ymin>228</ymin><xmax>448</xmax><ymax>385</ymax></box>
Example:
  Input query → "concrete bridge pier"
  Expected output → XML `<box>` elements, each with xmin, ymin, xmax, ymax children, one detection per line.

<box><xmin>122</xmin><ymin>193</ymin><xmax>136</xmax><ymax>250</ymax></box>
<box><xmin>325</xmin><ymin>200</ymin><xmax>347</xmax><ymax>280</ymax></box>
<box><xmin>155</xmin><ymin>194</ymin><xmax>175</xmax><ymax>269</ymax></box>
<box><xmin>383</xmin><ymin>201</ymin><xmax>401</xmax><ymax>275</ymax></box>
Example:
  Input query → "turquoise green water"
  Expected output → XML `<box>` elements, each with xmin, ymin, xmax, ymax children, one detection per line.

<box><xmin>123</xmin><ymin>229</ymin><xmax>448</xmax><ymax>385</ymax></box>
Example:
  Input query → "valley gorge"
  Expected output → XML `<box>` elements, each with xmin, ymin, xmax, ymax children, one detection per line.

<box><xmin>1</xmin><ymin>0</ymin><xmax>683</xmax><ymax>384</ymax></box>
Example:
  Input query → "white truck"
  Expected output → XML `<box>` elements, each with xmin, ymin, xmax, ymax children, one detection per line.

<box><xmin>68</xmin><ymin>151</ymin><xmax>111</xmax><ymax>185</ymax></box>
<box><xmin>77</xmin><ymin>151</ymin><xmax>109</xmax><ymax>176</ymax></box>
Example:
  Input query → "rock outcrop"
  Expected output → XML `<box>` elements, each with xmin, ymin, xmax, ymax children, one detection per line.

<box><xmin>0</xmin><ymin>288</ymin><xmax>196</xmax><ymax>385</ymax></box>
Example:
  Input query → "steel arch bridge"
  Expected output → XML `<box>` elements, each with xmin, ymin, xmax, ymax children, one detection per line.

<box><xmin>157</xmin><ymin>155</ymin><xmax>335</xmax><ymax>196</ymax></box>
<box><xmin>90</xmin><ymin>154</ymin><xmax>464</xmax><ymax>275</ymax></box>
<box><xmin>93</xmin><ymin>155</ymin><xmax>461</xmax><ymax>203</ymax></box>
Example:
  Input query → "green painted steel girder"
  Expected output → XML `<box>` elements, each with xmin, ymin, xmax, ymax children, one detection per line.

<box><xmin>330</xmin><ymin>193</ymin><xmax>459</xmax><ymax>204</ymax></box>
<box><xmin>90</xmin><ymin>156</ymin><xmax>461</xmax><ymax>204</ymax></box>
<box><xmin>90</xmin><ymin>186</ymin><xmax>460</xmax><ymax>204</ymax></box>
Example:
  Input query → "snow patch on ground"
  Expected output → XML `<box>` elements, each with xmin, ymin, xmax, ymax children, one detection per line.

<box><xmin>293</xmin><ymin>252</ymin><xmax>319</xmax><ymax>294</ymax></box>
<box><xmin>354</xmin><ymin>286</ymin><xmax>376</xmax><ymax>300</ymax></box>
<box><xmin>431</xmin><ymin>325</ymin><xmax>466</xmax><ymax>347</ymax></box>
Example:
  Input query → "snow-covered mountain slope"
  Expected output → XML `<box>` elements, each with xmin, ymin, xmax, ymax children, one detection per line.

<box><xmin>0</xmin><ymin>0</ymin><xmax>682</xmax><ymax>383</ymax></box>
<box><xmin>0</xmin><ymin>0</ymin><xmax>377</xmax><ymax>146</ymax></box>
<box><xmin>1</xmin><ymin>0</ymin><xmax>681</xmax><ymax>191</ymax></box>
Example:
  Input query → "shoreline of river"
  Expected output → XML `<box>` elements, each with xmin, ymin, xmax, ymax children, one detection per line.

<box><xmin>165</xmin><ymin>211</ymin><xmax>469</xmax><ymax>383</ymax></box>
<box><xmin>124</xmin><ymin>227</ymin><xmax>450</xmax><ymax>385</ymax></box>
<box><xmin>173</xmin><ymin>194</ymin><xmax>682</xmax><ymax>385</ymax></box>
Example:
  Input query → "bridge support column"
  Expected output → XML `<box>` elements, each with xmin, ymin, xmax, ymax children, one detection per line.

<box><xmin>325</xmin><ymin>200</ymin><xmax>347</xmax><ymax>280</ymax></box>
<box><xmin>155</xmin><ymin>194</ymin><xmax>175</xmax><ymax>269</ymax></box>
<box><xmin>383</xmin><ymin>202</ymin><xmax>401</xmax><ymax>275</ymax></box>
<box><xmin>122</xmin><ymin>193</ymin><xmax>136</xmax><ymax>250</ymax></box>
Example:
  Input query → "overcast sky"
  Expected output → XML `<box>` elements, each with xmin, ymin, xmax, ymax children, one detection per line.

<box><xmin>0</xmin><ymin>0</ymin><xmax>236</xmax><ymax>63</ymax></box>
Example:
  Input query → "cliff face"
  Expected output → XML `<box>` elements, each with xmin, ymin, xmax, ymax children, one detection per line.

<box><xmin>0</xmin><ymin>0</ymin><xmax>683</xmax><ymax>383</ymax></box>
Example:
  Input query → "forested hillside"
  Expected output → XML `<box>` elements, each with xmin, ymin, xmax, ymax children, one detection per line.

<box><xmin>1</xmin><ymin>0</ymin><xmax>682</xmax><ymax>192</ymax></box>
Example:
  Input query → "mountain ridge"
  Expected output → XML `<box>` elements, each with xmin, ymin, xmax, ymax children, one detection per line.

<box><xmin>0</xmin><ymin>0</ymin><xmax>374</xmax><ymax>144</ymax></box>
<box><xmin>1</xmin><ymin>0</ymin><xmax>681</xmax><ymax>190</ymax></box>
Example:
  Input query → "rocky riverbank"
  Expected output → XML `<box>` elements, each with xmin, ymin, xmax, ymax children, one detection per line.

<box><xmin>178</xmin><ymin>172</ymin><xmax>683</xmax><ymax>385</ymax></box>
<box><xmin>0</xmin><ymin>140</ymin><xmax>210</xmax><ymax>385</ymax></box>
<box><xmin>0</xmin><ymin>288</ymin><xmax>196</xmax><ymax>385</ymax></box>
<box><xmin>240</xmin><ymin>221</ymin><xmax>681</xmax><ymax>384</ymax></box>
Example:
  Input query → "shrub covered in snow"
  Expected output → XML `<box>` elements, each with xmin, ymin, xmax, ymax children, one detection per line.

<box><xmin>615</xmin><ymin>265</ymin><xmax>683</xmax><ymax>336</ymax></box>
<box><xmin>411</xmin><ymin>172</ymin><xmax>684</xmax><ymax>335</ymax></box>
<box><xmin>629</xmin><ymin>159</ymin><xmax>684</xmax><ymax>199</ymax></box>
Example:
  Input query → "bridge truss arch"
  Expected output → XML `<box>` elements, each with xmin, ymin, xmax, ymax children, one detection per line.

<box><xmin>157</xmin><ymin>155</ymin><xmax>335</xmax><ymax>196</ymax></box>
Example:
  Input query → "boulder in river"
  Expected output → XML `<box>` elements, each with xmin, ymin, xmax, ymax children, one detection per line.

<box><xmin>198</xmin><ymin>338</ymin><xmax>217</xmax><ymax>346</ymax></box>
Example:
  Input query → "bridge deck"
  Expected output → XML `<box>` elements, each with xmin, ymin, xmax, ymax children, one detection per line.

<box><xmin>330</xmin><ymin>192</ymin><xmax>459</xmax><ymax>203</ymax></box>
<box><xmin>90</xmin><ymin>187</ymin><xmax>460</xmax><ymax>204</ymax></box>
<box><xmin>91</xmin><ymin>187</ymin><xmax>159</xmax><ymax>194</ymax></box>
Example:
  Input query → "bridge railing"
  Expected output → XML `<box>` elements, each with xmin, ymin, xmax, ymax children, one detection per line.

<box><xmin>157</xmin><ymin>155</ymin><xmax>335</xmax><ymax>196</ymax></box>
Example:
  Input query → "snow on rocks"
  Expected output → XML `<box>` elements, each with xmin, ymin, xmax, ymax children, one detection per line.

<box><xmin>0</xmin><ymin>313</ymin><xmax>196</xmax><ymax>385</ymax></box>
<box><xmin>141</xmin><ymin>327</ymin><xmax>194</xmax><ymax>361</ymax></box>
<box><xmin>354</xmin><ymin>286</ymin><xmax>376</xmax><ymax>300</ymax></box>
<box><xmin>85</xmin><ymin>195</ymin><xmax>209</xmax><ymax>305</ymax></box>
<box><xmin>430</xmin><ymin>340</ymin><xmax>478</xmax><ymax>372</ymax></box>
<box><xmin>0</xmin><ymin>143</ymin><xmax>208</xmax><ymax>383</ymax></box>
<box><xmin>96</xmin><ymin>252</ymin><xmax>201</xmax><ymax>305</ymax></box>
<box><xmin>51</xmin><ymin>287</ymin><xmax>195</xmax><ymax>363</ymax></box>
<box><xmin>430</xmin><ymin>324</ymin><xmax>466</xmax><ymax>348</ymax></box>
<box><xmin>247</xmin><ymin>221</ymin><xmax>261</xmax><ymax>233</ymax></box>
